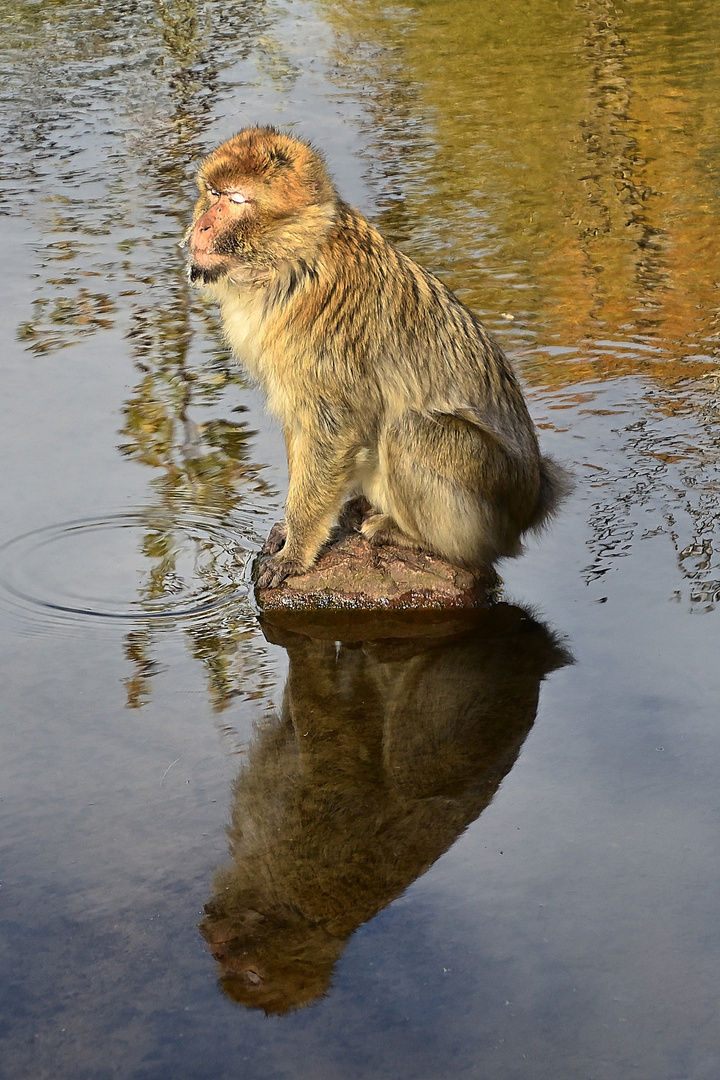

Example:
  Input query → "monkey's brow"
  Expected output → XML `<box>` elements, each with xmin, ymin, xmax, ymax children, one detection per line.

<box><xmin>209</xmin><ymin>186</ymin><xmax>252</xmax><ymax>200</ymax></box>
<box><xmin>207</xmin><ymin>183</ymin><xmax>243</xmax><ymax>192</ymax></box>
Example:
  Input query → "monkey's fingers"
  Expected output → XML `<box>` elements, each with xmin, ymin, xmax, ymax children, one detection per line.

<box><xmin>255</xmin><ymin>554</ymin><xmax>303</xmax><ymax>589</ymax></box>
<box><xmin>261</xmin><ymin>521</ymin><xmax>287</xmax><ymax>556</ymax></box>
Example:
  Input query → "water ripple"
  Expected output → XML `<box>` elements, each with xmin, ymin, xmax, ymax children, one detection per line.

<box><xmin>0</xmin><ymin>509</ymin><xmax>256</xmax><ymax>631</ymax></box>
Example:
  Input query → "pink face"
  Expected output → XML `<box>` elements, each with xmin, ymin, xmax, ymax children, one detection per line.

<box><xmin>189</xmin><ymin>187</ymin><xmax>253</xmax><ymax>274</ymax></box>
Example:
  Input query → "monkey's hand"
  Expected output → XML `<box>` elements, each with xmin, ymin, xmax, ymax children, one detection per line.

<box><xmin>261</xmin><ymin>521</ymin><xmax>287</xmax><ymax>556</ymax></box>
<box><xmin>255</xmin><ymin>552</ymin><xmax>305</xmax><ymax>590</ymax></box>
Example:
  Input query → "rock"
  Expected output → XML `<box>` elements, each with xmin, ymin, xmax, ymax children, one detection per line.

<box><xmin>253</xmin><ymin>527</ymin><xmax>499</xmax><ymax>619</ymax></box>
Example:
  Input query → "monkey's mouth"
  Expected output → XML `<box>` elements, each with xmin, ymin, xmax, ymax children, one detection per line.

<box><xmin>189</xmin><ymin>261</ymin><xmax>229</xmax><ymax>285</ymax></box>
<box><xmin>188</xmin><ymin>249</ymin><xmax>231</xmax><ymax>285</ymax></box>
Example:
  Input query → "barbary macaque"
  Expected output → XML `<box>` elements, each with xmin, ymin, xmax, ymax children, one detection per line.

<box><xmin>186</xmin><ymin>126</ymin><xmax>570</xmax><ymax>588</ymax></box>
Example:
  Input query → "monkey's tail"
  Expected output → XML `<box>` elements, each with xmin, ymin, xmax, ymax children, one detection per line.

<box><xmin>528</xmin><ymin>455</ymin><xmax>574</xmax><ymax>533</ymax></box>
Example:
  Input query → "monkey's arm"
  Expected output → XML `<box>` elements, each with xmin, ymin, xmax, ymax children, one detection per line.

<box><xmin>256</xmin><ymin>429</ymin><xmax>359</xmax><ymax>589</ymax></box>
<box><xmin>259</xmin><ymin>427</ymin><xmax>297</xmax><ymax>556</ymax></box>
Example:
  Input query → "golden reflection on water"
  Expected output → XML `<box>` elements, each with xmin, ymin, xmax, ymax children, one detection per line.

<box><xmin>324</xmin><ymin>0</ymin><xmax>720</xmax><ymax>387</ymax></box>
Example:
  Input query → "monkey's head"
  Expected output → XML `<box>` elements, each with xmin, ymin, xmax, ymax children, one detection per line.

<box><xmin>200</xmin><ymin>897</ymin><xmax>344</xmax><ymax>1015</ymax></box>
<box><xmin>186</xmin><ymin>126</ymin><xmax>338</xmax><ymax>285</ymax></box>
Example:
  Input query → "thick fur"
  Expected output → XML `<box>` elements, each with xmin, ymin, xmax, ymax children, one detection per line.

<box><xmin>187</xmin><ymin>127</ymin><xmax>571</xmax><ymax>587</ymax></box>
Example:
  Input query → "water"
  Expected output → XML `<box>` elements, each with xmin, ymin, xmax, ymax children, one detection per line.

<box><xmin>0</xmin><ymin>1</ymin><xmax>719</xmax><ymax>1077</ymax></box>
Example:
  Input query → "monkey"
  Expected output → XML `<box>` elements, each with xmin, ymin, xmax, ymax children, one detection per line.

<box><xmin>185</xmin><ymin>126</ymin><xmax>571</xmax><ymax>589</ymax></box>
<box><xmin>200</xmin><ymin>606</ymin><xmax>571</xmax><ymax>1013</ymax></box>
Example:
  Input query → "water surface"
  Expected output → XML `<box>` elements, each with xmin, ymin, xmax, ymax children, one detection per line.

<box><xmin>1</xmin><ymin>2</ymin><xmax>719</xmax><ymax>1078</ymax></box>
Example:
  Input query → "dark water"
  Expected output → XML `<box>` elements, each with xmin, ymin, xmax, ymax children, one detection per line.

<box><xmin>1</xmin><ymin>1</ymin><xmax>719</xmax><ymax>1077</ymax></box>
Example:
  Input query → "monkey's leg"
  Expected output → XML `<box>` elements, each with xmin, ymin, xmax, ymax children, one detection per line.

<box><xmin>367</xmin><ymin>412</ymin><xmax>522</xmax><ymax>568</ymax></box>
<box><xmin>256</xmin><ymin>434</ymin><xmax>360</xmax><ymax>589</ymax></box>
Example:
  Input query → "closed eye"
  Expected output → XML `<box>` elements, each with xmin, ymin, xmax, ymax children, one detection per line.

<box><xmin>207</xmin><ymin>188</ymin><xmax>248</xmax><ymax>204</ymax></box>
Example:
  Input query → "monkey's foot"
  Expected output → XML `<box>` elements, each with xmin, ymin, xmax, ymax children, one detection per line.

<box><xmin>361</xmin><ymin>513</ymin><xmax>424</xmax><ymax>552</ymax></box>
<box><xmin>336</xmin><ymin>496</ymin><xmax>371</xmax><ymax>533</ymax></box>
<box><xmin>261</xmin><ymin>521</ymin><xmax>287</xmax><ymax>556</ymax></box>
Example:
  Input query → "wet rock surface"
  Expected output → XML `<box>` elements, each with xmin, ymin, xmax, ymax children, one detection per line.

<box><xmin>254</xmin><ymin>527</ymin><xmax>499</xmax><ymax>616</ymax></box>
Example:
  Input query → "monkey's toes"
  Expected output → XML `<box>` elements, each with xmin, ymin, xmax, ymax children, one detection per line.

<box><xmin>361</xmin><ymin>513</ymin><xmax>424</xmax><ymax>552</ymax></box>
<box><xmin>261</xmin><ymin>521</ymin><xmax>287</xmax><ymax>556</ymax></box>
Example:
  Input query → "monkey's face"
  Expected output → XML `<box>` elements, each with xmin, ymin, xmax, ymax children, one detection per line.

<box><xmin>188</xmin><ymin>186</ymin><xmax>255</xmax><ymax>284</ymax></box>
<box><xmin>200</xmin><ymin>902</ymin><xmax>340</xmax><ymax>1014</ymax></box>
<box><xmin>187</xmin><ymin>126</ymin><xmax>336</xmax><ymax>285</ymax></box>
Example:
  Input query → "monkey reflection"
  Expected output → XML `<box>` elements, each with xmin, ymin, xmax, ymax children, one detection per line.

<box><xmin>201</xmin><ymin>607</ymin><xmax>570</xmax><ymax>1014</ymax></box>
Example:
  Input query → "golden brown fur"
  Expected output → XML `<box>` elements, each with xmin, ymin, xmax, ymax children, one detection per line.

<box><xmin>200</xmin><ymin>607</ymin><xmax>570</xmax><ymax>1013</ymax></box>
<box><xmin>186</xmin><ymin>126</ymin><xmax>571</xmax><ymax>587</ymax></box>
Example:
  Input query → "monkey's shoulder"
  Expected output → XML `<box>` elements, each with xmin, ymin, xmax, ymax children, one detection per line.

<box><xmin>326</xmin><ymin>207</ymin><xmax>495</xmax><ymax>338</ymax></box>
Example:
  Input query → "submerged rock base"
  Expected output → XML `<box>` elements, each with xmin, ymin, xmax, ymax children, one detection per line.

<box><xmin>254</xmin><ymin>528</ymin><xmax>499</xmax><ymax>620</ymax></box>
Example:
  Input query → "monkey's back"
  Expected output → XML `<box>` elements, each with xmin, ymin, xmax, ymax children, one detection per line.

<box><xmin>241</xmin><ymin>203</ymin><xmax>539</xmax><ymax>457</ymax></box>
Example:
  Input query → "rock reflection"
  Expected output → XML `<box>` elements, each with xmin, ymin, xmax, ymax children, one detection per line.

<box><xmin>201</xmin><ymin>606</ymin><xmax>570</xmax><ymax>1014</ymax></box>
